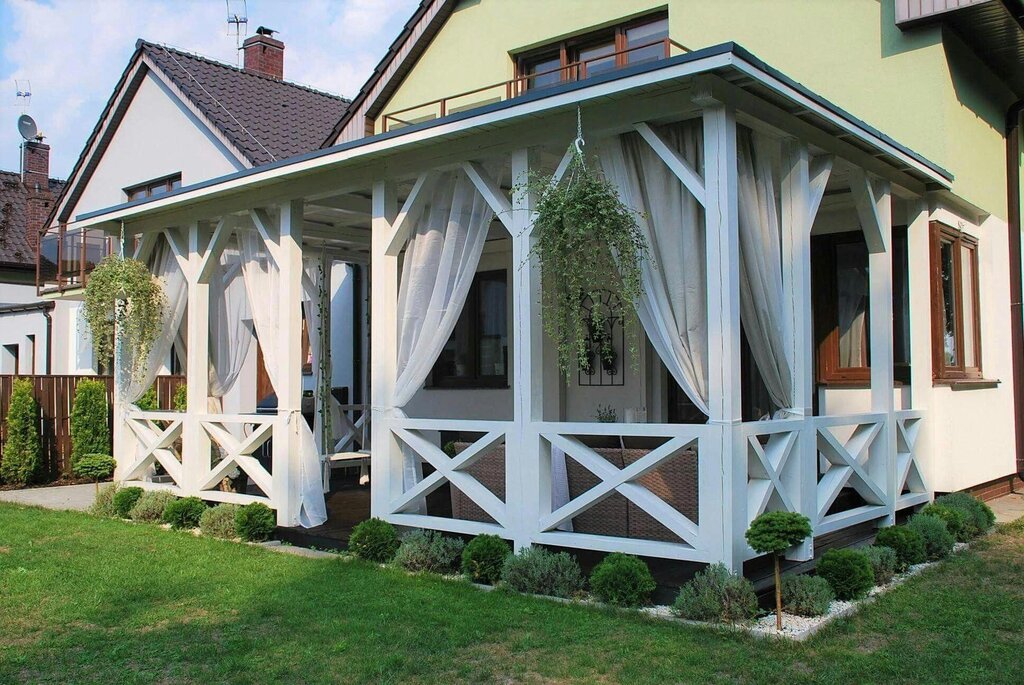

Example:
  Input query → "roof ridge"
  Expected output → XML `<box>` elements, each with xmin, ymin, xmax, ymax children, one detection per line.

<box><xmin>136</xmin><ymin>39</ymin><xmax>350</xmax><ymax>102</ymax></box>
<box><xmin>0</xmin><ymin>169</ymin><xmax>65</xmax><ymax>183</ymax></box>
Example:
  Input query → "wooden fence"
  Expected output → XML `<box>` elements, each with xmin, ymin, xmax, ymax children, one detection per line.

<box><xmin>0</xmin><ymin>374</ymin><xmax>185</xmax><ymax>480</ymax></box>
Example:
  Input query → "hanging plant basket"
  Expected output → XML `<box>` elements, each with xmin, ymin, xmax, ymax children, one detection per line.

<box><xmin>83</xmin><ymin>254</ymin><xmax>166</xmax><ymax>383</ymax></box>
<box><xmin>526</xmin><ymin>146</ymin><xmax>648</xmax><ymax>380</ymax></box>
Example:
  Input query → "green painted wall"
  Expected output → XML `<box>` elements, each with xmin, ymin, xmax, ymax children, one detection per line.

<box><xmin>377</xmin><ymin>0</ymin><xmax>1015</xmax><ymax>216</ymax></box>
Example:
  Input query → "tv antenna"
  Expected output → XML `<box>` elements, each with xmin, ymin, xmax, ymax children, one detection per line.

<box><xmin>14</xmin><ymin>79</ymin><xmax>31</xmax><ymax>110</ymax></box>
<box><xmin>225</xmin><ymin>0</ymin><xmax>249</xmax><ymax>66</ymax></box>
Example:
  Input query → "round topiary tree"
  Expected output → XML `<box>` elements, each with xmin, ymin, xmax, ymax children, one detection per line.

<box><xmin>0</xmin><ymin>379</ymin><xmax>42</xmax><ymax>486</ymax></box>
<box><xmin>74</xmin><ymin>454</ymin><xmax>115</xmax><ymax>495</ymax></box>
<box><xmin>70</xmin><ymin>379</ymin><xmax>110</xmax><ymax>469</ymax></box>
<box><xmin>745</xmin><ymin>511</ymin><xmax>812</xmax><ymax>630</ymax></box>
<box><xmin>589</xmin><ymin>553</ymin><xmax>657</xmax><ymax>607</ymax></box>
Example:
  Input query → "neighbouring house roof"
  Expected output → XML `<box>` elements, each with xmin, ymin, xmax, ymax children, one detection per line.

<box><xmin>0</xmin><ymin>170</ymin><xmax>65</xmax><ymax>270</ymax></box>
<box><xmin>49</xmin><ymin>41</ymin><xmax>350</xmax><ymax>226</ymax></box>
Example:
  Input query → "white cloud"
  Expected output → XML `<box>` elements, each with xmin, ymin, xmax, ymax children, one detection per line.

<box><xmin>0</xmin><ymin>0</ymin><xmax>418</xmax><ymax>178</ymax></box>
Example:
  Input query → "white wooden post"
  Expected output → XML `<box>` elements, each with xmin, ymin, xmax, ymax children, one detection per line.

<box><xmin>183</xmin><ymin>221</ymin><xmax>211</xmax><ymax>497</ymax></box>
<box><xmin>780</xmin><ymin>139</ymin><xmax>815</xmax><ymax>560</ymax></box>
<box><xmin>273</xmin><ymin>199</ymin><xmax>304</xmax><ymax>526</ymax></box>
<box><xmin>510</xmin><ymin>147</ymin><xmax>543</xmax><ymax>551</ymax></box>
<box><xmin>370</xmin><ymin>181</ymin><xmax>401</xmax><ymax>518</ymax></box>
<box><xmin>906</xmin><ymin>198</ymin><xmax>935</xmax><ymax>494</ymax></box>
<box><xmin>699</xmin><ymin>94</ymin><xmax>746</xmax><ymax>573</ymax></box>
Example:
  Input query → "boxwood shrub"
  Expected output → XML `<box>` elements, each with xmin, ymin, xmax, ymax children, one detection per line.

<box><xmin>112</xmin><ymin>486</ymin><xmax>144</xmax><ymax>519</ymax></box>
<box><xmin>461</xmin><ymin>534</ymin><xmax>511</xmax><ymax>585</ymax></box>
<box><xmin>348</xmin><ymin>517</ymin><xmax>400</xmax><ymax>562</ymax></box>
<box><xmin>394</xmin><ymin>530</ymin><xmax>465</xmax><ymax>573</ymax></box>
<box><xmin>908</xmin><ymin>513</ymin><xmax>955</xmax><ymax>560</ymax></box>
<box><xmin>874</xmin><ymin>525</ymin><xmax>927</xmax><ymax>571</ymax></box>
<box><xmin>500</xmin><ymin>547</ymin><xmax>585</xmax><ymax>599</ymax></box>
<box><xmin>672</xmin><ymin>563</ymin><xmax>757</xmax><ymax>623</ymax></box>
<box><xmin>128</xmin><ymin>490</ymin><xmax>176</xmax><ymax>522</ymax></box>
<box><xmin>862</xmin><ymin>545</ymin><xmax>898</xmax><ymax>585</ymax></box>
<box><xmin>781</xmin><ymin>574</ymin><xmax>834</xmax><ymax>617</ymax></box>
<box><xmin>816</xmin><ymin>548</ymin><xmax>874</xmax><ymax>600</ymax></box>
<box><xmin>589</xmin><ymin>553</ymin><xmax>657</xmax><ymax>607</ymax></box>
<box><xmin>934</xmin><ymin>492</ymin><xmax>995</xmax><ymax>538</ymax></box>
<box><xmin>162</xmin><ymin>496</ymin><xmax>207</xmax><ymax>529</ymax></box>
<box><xmin>235</xmin><ymin>502</ymin><xmax>276</xmax><ymax>542</ymax></box>
<box><xmin>200</xmin><ymin>503</ymin><xmax>240</xmax><ymax>539</ymax></box>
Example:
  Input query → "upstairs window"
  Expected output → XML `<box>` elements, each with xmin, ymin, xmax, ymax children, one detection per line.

<box><xmin>517</xmin><ymin>13</ymin><xmax>669</xmax><ymax>91</ymax></box>
<box><xmin>430</xmin><ymin>270</ymin><xmax>508</xmax><ymax>389</ymax></box>
<box><xmin>930</xmin><ymin>222</ymin><xmax>982</xmax><ymax>381</ymax></box>
<box><xmin>125</xmin><ymin>173</ymin><xmax>181</xmax><ymax>202</ymax></box>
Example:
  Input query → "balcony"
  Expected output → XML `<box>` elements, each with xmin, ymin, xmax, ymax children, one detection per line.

<box><xmin>37</xmin><ymin>225</ymin><xmax>115</xmax><ymax>295</ymax></box>
<box><xmin>380</xmin><ymin>38</ymin><xmax>691</xmax><ymax>133</ymax></box>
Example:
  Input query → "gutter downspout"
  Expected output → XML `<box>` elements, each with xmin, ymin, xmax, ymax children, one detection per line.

<box><xmin>1006</xmin><ymin>98</ymin><xmax>1024</xmax><ymax>480</ymax></box>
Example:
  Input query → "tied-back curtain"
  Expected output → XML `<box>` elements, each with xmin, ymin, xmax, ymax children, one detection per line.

<box><xmin>597</xmin><ymin>120</ymin><xmax>710</xmax><ymax>415</ymax></box>
<box><xmin>208</xmin><ymin>238</ymin><xmax>253</xmax><ymax>400</ymax></box>
<box><xmin>737</xmin><ymin>127</ymin><xmax>793</xmax><ymax>413</ymax></box>
<box><xmin>119</xmin><ymin>237</ymin><xmax>187</xmax><ymax>404</ymax></box>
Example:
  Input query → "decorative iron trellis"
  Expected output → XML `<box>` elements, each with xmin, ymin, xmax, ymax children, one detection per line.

<box><xmin>578</xmin><ymin>289</ymin><xmax>625</xmax><ymax>387</ymax></box>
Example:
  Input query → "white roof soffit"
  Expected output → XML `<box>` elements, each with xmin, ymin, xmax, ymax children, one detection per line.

<box><xmin>70</xmin><ymin>42</ymin><xmax>953</xmax><ymax>232</ymax></box>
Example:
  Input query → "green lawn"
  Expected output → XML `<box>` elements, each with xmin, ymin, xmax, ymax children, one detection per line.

<box><xmin>1</xmin><ymin>504</ymin><xmax>1022</xmax><ymax>684</ymax></box>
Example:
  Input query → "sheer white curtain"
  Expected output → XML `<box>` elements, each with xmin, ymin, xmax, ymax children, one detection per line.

<box><xmin>118</xmin><ymin>237</ymin><xmax>188</xmax><ymax>404</ymax></box>
<box><xmin>208</xmin><ymin>239</ymin><xmax>253</xmax><ymax>402</ymax></box>
<box><xmin>598</xmin><ymin>120</ymin><xmax>710</xmax><ymax>414</ymax></box>
<box><xmin>394</xmin><ymin>170</ymin><xmax>495</xmax><ymax>497</ymax></box>
<box><xmin>301</xmin><ymin>256</ymin><xmax>327</xmax><ymax>453</ymax></box>
<box><xmin>737</xmin><ymin>127</ymin><xmax>793</xmax><ymax>413</ymax></box>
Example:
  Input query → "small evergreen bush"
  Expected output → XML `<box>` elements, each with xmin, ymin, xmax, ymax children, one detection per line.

<box><xmin>672</xmin><ymin>563</ymin><xmax>758</xmax><ymax>623</ymax></box>
<box><xmin>348</xmin><ymin>518</ymin><xmax>400</xmax><ymax>562</ymax></box>
<box><xmin>73</xmin><ymin>454</ymin><xmax>115</xmax><ymax>488</ymax></box>
<box><xmin>920</xmin><ymin>503</ymin><xmax>968</xmax><ymax>542</ymax></box>
<box><xmin>781</xmin><ymin>574</ymin><xmax>834</xmax><ymax>617</ymax></box>
<box><xmin>0</xmin><ymin>378</ymin><xmax>41</xmax><ymax>485</ymax></box>
<box><xmin>128</xmin><ymin>489</ymin><xmax>176</xmax><ymax>522</ymax></box>
<box><xmin>461</xmin><ymin>534</ymin><xmax>511</xmax><ymax>585</ymax></box>
<box><xmin>200</xmin><ymin>503</ymin><xmax>240</xmax><ymax>539</ymax></box>
<box><xmin>173</xmin><ymin>384</ymin><xmax>187</xmax><ymax>412</ymax></box>
<box><xmin>816</xmin><ymin>549</ymin><xmax>874</xmax><ymax>600</ymax></box>
<box><xmin>70</xmin><ymin>379</ymin><xmax>110</xmax><ymax>468</ymax></box>
<box><xmin>161</xmin><ymin>496</ymin><xmax>206</xmax><ymax>529</ymax></box>
<box><xmin>112</xmin><ymin>486</ymin><xmax>144</xmax><ymax>519</ymax></box>
<box><xmin>874</xmin><ymin>525</ymin><xmax>927</xmax><ymax>571</ymax></box>
<box><xmin>394</xmin><ymin>530</ymin><xmax>465</xmax><ymax>574</ymax></box>
<box><xmin>89</xmin><ymin>483</ymin><xmax>119</xmax><ymax>517</ymax></box>
<box><xmin>500</xmin><ymin>546</ymin><xmax>585</xmax><ymax>599</ymax></box>
<box><xmin>908</xmin><ymin>513</ymin><xmax>955</xmax><ymax>560</ymax></box>
<box><xmin>745</xmin><ymin>511</ymin><xmax>813</xmax><ymax>630</ymax></box>
<box><xmin>235</xmin><ymin>502</ymin><xmax>276</xmax><ymax>541</ymax></box>
<box><xmin>862</xmin><ymin>545</ymin><xmax>898</xmax><ymax>585</ymax></box>
<box><xmin>589</xmin><ymin>553</ymin><xmax>657</xmax><ymax>607</ymax></box>
<box><xmin>934</xmin><ymin>492</ymin><xmax>995</xmax><ymax>538</ymax></box>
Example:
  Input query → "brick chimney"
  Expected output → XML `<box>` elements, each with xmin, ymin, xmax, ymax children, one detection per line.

<box><xmin>243</xmin><ymin>26</ymin><xmax>284</xmax><ymax>79</ymax></box>
<box><xmin>21</xmin><ymin>140</ymin><xmax>52</xmax><ymax>251</ymax></box>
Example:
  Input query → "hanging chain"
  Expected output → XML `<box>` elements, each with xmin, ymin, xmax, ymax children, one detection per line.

<box><xmin>573</xmin><ymin>105</ymin><xmax>585</xmax><ymax>159</ymax></box>
<box><xmin>119</xmin><ymin>220</ymin><xmax>126</xmax><ymax>259</ymax></box>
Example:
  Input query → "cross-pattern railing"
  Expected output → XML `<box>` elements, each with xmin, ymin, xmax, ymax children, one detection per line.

<box><xmin>895</xmin><ymin>409</ymin><xmax>929</xmax><ymax>510</ymax></box>
<box><xmin>122</xmin><ymin>409</ymin><xmax>184</xmax><ymax>491</ymax></box>
<box><xmin>197</xmin><ymin>413</ymin><xmax>279</xmax><ymax>506</ymax></box>
<box><xmin>814</xmin><ymin>413</ymin><xmax>891</xmax><ymax>535</ymax></box>
<box><xmin>740</xmin><ymin>419</ymin><xmax>802</xmax><ymax>526</ymax></box>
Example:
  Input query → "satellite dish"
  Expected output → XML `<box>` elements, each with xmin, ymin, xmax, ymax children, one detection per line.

<box><xmin>17</xmin><ymin>114</ymin><xmax>38</xmax><ymax>141</ymax></box>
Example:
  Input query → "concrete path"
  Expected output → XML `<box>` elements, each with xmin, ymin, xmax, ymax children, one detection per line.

<box><xmin>0</xmin><ymin>483</ymin><xmax>96</xmax><ymax>512</ymax></box>
<box><xmin>990</xmin><ymin>492</ymin><xmax>1024</xmax><ymax>523</ymax></box>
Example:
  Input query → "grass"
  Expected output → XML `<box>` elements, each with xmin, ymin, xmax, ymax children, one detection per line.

<box><xmin>1</xmin><ymin>504</ymin><xmax>1022</xmax><ymax>684</ymax></box>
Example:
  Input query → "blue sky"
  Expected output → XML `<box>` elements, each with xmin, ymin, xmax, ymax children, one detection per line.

<box><xmin>0</xmin><ymin>0</ymin><xmax>420</xmax><ymax>178</ymax></box>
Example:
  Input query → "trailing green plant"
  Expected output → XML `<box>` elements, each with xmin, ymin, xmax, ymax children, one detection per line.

<box><xmin>235</xmin><ymin>502</ymin><xmax>276</xmax><ymax>541</ymax></box>
<box><xmin>161</xmin><ymin>496</ymin><xmax>207</xmax><ymax>529</ymax></box>
<box><xmin>500</xmin><ymin>546</ymin><xmax>585</xmax><ymax>599</ymax></box>
<box><xmin>934</xmin><ymin>492</ymin><xmax>995</xmax><ymax>538</ymax></box>
<box><xmin>200</xmin><ymin>503</ymin><xmax>241</xmax><ymax>539</ymax></box>
<box><xmin>874</xmin><ymin>525</ymin><xmax>927</xmax><ymax>571</ymax></box>
<box><xmin>135</xmin><ymin>387</ymin><xmax>159</xmax><ymax>411</ymax></box>
<box><xmin>83</xmin><ymin>254</ymin><xmax>166</xmax><ymax>380</ymax></box>
<box><xmin>526</xmin><ymin>149</ymin><xmax>648</xmax><ymax>379</ymax></box>
<box><xmin>0</xmin><ymin>378</ymin><xmax>41</xmax><ymax>485</ymax></box>
<box><xmin>74</xmin><ymin>454</ymin><xmax>115</xmax><ymax>494</ymax></box>
<box><xmin>862</xmin><ymin>545</ymin><xmax>898</xmax><ymax>585</ymax></box>
<box><xmin>112</xmin><ymin>486</ymin><xmax>144</xmax><ymax>519</ymax></box>
<box><xmin>908</xmin><ymin>513</ymin><xmax>955</xmax><ymax>560</ymax></box>
<box><xmin>461</xmin><ymin>534</ymin><xmax>511</xmax><ymax>585</ymax></box>
<box><xmin>672</xmin><ymin>563</ymin><xmax>758</xmax><ymax>623</ymax></box>
<box><xmin>394</xmin><ymin>530</ymin><xmax>465</xmax><ymax>574</ymax></box>
<box><xmin>70</xmin><ymin>379</ymin><xmax>110</xmax><ymax>468</ymax></box>
<box><xmin>89</xmin><ymin>483</ymin><xmax>120</xmax><ymax>517</ymax></box>
<box><xmin>745</xmin><ymin>511</ymin><xmax>812</xmax><ymax>630</ymax></box>
<box><xmin>781</xmin><ymin>574</ymin><xmax>834</xmax><ymax>617</ymax></box>
<box><xmin>589</xmin><ymin>553</ymin><xmax>657</xmax><ymax>607</ymax></box>
<box><xmin>816</xmin><ymin>549</ymin><xmax>874</xmax><ymax>600</ymax></box>
<box><xmin>348</xmin><ymin>518</ymin><xmax>400</xmax><ymax>562</ymax></box>
<box><xmin>128</xmin><ymin>489</ymin><xmax>176</xmax><ymax>522</ymax></box>
<box><xmin>920</xmin><ymin>503</ymin><xmax>968</xmax><ymax>542</ymax></box>
<box><xmin>172</xmin><ymin>384</ymin><xmax>187</xmax><ymax>412</ymax></box>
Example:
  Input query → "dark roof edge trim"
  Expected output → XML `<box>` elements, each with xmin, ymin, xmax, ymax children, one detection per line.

<box><xmin>0</xmin><ymin>301</ymin><xmax>56</xmax><ymax>315</ymax></box>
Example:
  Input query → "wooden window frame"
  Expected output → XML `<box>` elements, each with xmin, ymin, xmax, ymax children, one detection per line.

<box><xmin>929</xmin><ymin>221</ymin><xmax>983</xmax><ymax>382</ymax></box>
<box><xmin>125</xmin><ymin>173</ymin><xmax>182</xmax><ymax>202</ymax></box>
<box><xmin>429</xmin><ymin>269</ymin><xmax>509</xmax><ymax>390</ymax></box>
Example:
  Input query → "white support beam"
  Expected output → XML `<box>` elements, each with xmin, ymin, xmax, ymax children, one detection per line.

<box><xmin>851</xmin><ymin>168</ymin><xmax>890</xmax><ymax>254</ymax></box>
<box><xmin>463</xmin><ymin>161</ymin><xmax>513</xmax><ymax>231</ymax></box>
<box><xmin>634</xmin><ymin>121</ymin><xmax>707</xmax><ymax>207</ymax></box>
<box><xmin>249</xmin><ymin>208</ymin><xmax>283</xmax><ymax>267</ymax></box>
<box><xmin>384</xmin><ymin>171</ymin><xmax>436</xmax><ymax>256</ymax></box>
<box><xmin>808</xmin><ymin>155</ymin><xmax>833</xmax><ymax>224</ymax></box>
<box><xmin>196</xmin><ymin>217</ymin><xmax>234</xmax><ymax>284</ymax></box>
<box><xmin>132</xmin><ymin>231</ymin><xmax>157</xmax><ymax>264</ymax></box>
<box><xmin>163</xmin><ymin>227</ymin><xmax>189</xmax><ymax>274</ymax></box>
<box><xmin>183</xmin><ymin>221</ymin><xmax>211</xmax><ymax>494</ymax></box>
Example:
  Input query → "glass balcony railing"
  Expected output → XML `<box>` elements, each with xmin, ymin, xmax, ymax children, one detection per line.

<box><xmin>36</xmin><ymin>226</ymin><xmax>115</xmax><ymax>294</ymax></box>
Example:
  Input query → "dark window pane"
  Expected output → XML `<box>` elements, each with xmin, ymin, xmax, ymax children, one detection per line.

<box><xmin>626</xmin><ymin>17</ymin><xmax>669</xmax><ymax>64</ymax></box>
<box><xmin>961</xmin><ymin>244</ymin><xmax>976</xmax><ymax>367</ymax></box>
<box><xmin>431</xmin><ymin>270</ymin><xmax>507</xmax><ymax>387</ymax></box>
<box><xmin>478</xmin><ymin>276</ymin><xmax>507</xmax><ymax>377</ymax></box>
<box><xmin>836</xmin><ymin>241</ymin><xmax>870</xmax><ymax>368</ymax></box>
<box><xmin>525</xmin><ymin>54</ymin><xmax>561</xmax><ymax>90</ymax></box>
<box><xmin>577</xmin><ymin>40</ymin><xmax>616</xmax><ymax>77</ymax></box>
<box><xmin>940</xmin><ymin>240</ymin><xmax>958</xmax><ymax>366</ymax></box>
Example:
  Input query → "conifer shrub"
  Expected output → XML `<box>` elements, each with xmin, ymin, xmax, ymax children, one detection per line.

<box><xmin>70</xmin><ymin>379</ymin><xmax>110</xmax><ymax>468</ymax></box>
<box><xmin>461</xmin><ymin>534</ymin><xmax>511</xmax><ymax>585</ymax></box>
<box><xmin>781</xmin><ymin>574</ymin><xmax>834</xmax><ymax>617</ymax></box>
<box><xmin>874</xmin><ymin>525</ymin><xmax>927</xmax><ymax>571</ymax></box>
<box><xmin>816</xmin><ymin>549</ymin><xmax>874</xmax><ymax>600</ymax></box>
<box><xmin>89</xmin><ymin>483</ymin><xmax>119</xmax><ymax>517</ymax></box>
<box><xmin>589</xmin><ymin>553</ymin><xmax>657</xmax><ymax>607</ymax></box>
<box><xmin>200</xmin><ymin>503</ymin><xmax>241</xmax><ymax>539</ymax></box>
<box><xmin>500</xmin><ymin>547</ymin><xmax>585</xmax><ymax>599</ymax></box>
<box><xmin>128</xmin><ymin>489</ymin><xmax>176</xmax><ymax>522</ymax></box>
<box><xmin>934</xmin><ymin>492</ymin><xmax>995</xmax><ymax>538</ymax></box>
<box><xmin>235</xmin><ymin>502</ymin><xmax>276</xmax><ymax>542</ymax></box>
<box><xmin>74</xmin><ymin>454</ymin><xmax>115</xmax><ymax>493</ymax></box>
<box><xmin>162</xmin><ymin>496</ymin><xmax>206</xmax><ymax>529</ymax></box>
<box><xmin>0</xmin><ymin>378</ymin><xmax>41</xmax><ymax>485</ymax></box>
<box><xmin>112</xmin><ymin>486</ymin><xmax>144</xmax><ymax>519</ymax></box>
<box><xmin>135</xmin><ymin>387</ymin><xmax>159</xmax><ymax>411</ymax></box>
<box><xmin>348</xmin><ymin>518</ymin><xmax>400</xmax><ymax>562</ymax></box>
<box><xmin>908</xmin><ymin>513</ymin><xmax>955</xmax><ymax>560</ymax></box>
<box><xmin>920</xmin><ymin>503</ymin><xmax>968</xmax><ymax>542</ymax></box>
<box><xmin>672</xmin><ymin>563</ymin><xmax>758</xmax><ymax>623</ymax></box>
<box><xmin>862</xmin><ymin>545</ymin><xmax>898</xmax><ymax>585</ymax></box>
<box><xmin>173</xmin><ymin>384</ymin><xmax>187</xmax><ymax>412</ymax></box>
<box><xmin>394</xmin><ymin>530</ymin><xmax>465</xmax><ymax>574</ymax></box>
